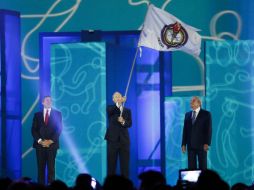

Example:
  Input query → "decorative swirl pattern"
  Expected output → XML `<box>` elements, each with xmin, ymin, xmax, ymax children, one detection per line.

<box><xmin>11</xmin><ymin>0</ymin><xmax>247</xmax><ymax>186</ymax></box>
<box><xmin>50</xmin><ymin>42</ymin><xmax>106</xmax><ymax>184</ymax></box>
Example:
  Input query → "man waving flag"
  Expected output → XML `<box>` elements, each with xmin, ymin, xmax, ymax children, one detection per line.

<box><xmin>139</xmin><ymin>4</ymin><xmax>201</xmax><ymax>56</ymax></box>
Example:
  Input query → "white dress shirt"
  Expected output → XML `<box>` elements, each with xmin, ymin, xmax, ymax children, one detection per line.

<box><xmin>193</xmin><ymin>106</ymin><xmax>200</xmax><ymax>119</ymax></box>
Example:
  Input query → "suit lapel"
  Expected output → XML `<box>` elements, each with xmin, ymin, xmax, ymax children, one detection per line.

<box><xmin>48</xmin><ymin>109</ymin><xmax>54</xmax><ymax>124</ymax></box>
<box><xmin>195</xmin><ymin>109</ymin><xmax>203</xmax><ymax>123</ymax></box>
<box><xmin>38</xmin><ymin>111</ymin><xmax>46</xmax><ymax>126</ymax></box>
<box><xmin>38</xmin><ymin>111</ymin><xmax>43</xmax><ymax>121</ymax></box>
<box><xmin>115</xmin><ymin>105</ymin><xmax>121</xmax><ymax>114</ymax></box>
<box><xmin>189</xmin><ymin>111</ymin><xmax>193</xmax><ymax>121</ymax></box>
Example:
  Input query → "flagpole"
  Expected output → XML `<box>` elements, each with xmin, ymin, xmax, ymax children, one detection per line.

<box><xmin>124</xmin><ymin>47</ymin><xmax>139</xmax><ymax>98</ymax></box>
<box><xmin>120</xmin><ymin>46</ymin><xmax>139</xmax><ymax>117</ymax></box>
<box><xmin>120</xmin><ymin>4</ymin><xmax>150</xmax><ymax>117</ymax></box>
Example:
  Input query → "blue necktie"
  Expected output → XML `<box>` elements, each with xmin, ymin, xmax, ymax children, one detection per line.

<box><xmin>192</xmin><ymin>111</ymin><xmax>196</xmax><ymax>124</ymax></box>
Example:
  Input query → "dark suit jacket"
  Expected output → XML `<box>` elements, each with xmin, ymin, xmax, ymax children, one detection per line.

<box><xmin>105</xmin><ymin>105</ymin><xmax>132</xmax><ymax>144</ymax></box>
<box><xmin>182</xmin><ymin>109</ymin><xmax>212</xmax><ymax>150</ymax></box>
<box><xmin>32</xmin><ymin>108</ymin><xmax>62</xmax><ymax>149</ymax></box>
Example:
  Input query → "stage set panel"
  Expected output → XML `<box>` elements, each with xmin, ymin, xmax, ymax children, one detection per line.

<box><xmin>165</xmin><ymin>40</ymin><xmax>254</xmax><ymax>186</ymax></box>
<box><xmin>50</xmin><ymin>42</ymin><xmax>107</xmax><ymax>185</ymax></box>
<box><xmin>21</xmin><ymin>33</ymin><xmax>81</xmax><ymax>182</ymax></box>
<box><xmin>0</xmin><ymin>10</ymin><xmax>21</xmax><ymax>179</ymax></box>
<box><xmin>206</xmin><ymin>40</ymin><xmax>254</xmax><ymax>185</ymax></box>
<box><xmin>32</xmin><ymin>31</ymin><xmax>173</xmax><ymax>186</ymax></box>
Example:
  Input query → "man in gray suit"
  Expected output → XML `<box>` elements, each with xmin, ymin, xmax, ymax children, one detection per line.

<box><xmin>105</xmin><ymin>92</ymin><xmax>132</xmax><ymax>178</ymax></box>
<box><xmin>182</xmin><ymin>96</ymin><xmax>212</xmax><ymax>170</ymax></box>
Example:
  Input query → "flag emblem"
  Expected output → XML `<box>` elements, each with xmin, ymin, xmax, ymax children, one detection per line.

<box><xmin>139</xmin><ymin>4</ymin><xmax>201</xmax><ymax>56</ymax></box>
<box><xmin>161</xmin><ymin>22</ymin><xmax>188</xmax><ymax>49</ymax></box>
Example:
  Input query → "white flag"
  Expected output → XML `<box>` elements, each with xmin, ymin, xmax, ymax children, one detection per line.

<box><xmin>139</xmin><ymin>4</ymin><xmax>201</xmax><ymax>56</ymax></box>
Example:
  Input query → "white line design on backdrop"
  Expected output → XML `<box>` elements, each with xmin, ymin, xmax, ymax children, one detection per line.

<box><xmin>21</xmin><ymin>0</ymin><xmax>82</xmax><ymax>158</ymax></box>
<box><xmin>21</xmin><ymin>0</ymin><xmax>81</xmax><ymax>74</ymax></box>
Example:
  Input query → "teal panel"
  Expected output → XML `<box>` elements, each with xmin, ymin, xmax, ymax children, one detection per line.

<box><xmin>206</xmin><ymin>40</ymin><xmax>254</xmax><ymax>185</ymax></box>
<box><xmin>50</xmin><ymin>42</ymin><xmax>106</xmax><ymax>186</ymax></box>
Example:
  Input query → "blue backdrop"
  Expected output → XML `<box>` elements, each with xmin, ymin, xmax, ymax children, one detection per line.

<box><xmin>1</xmin><ymin>0</ymin><xmax>254</xmax><ymax>187</ymax></box>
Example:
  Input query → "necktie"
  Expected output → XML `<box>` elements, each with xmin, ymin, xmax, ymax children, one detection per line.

<box><xmin>192</xmin><ymin>111</ymin><xmax>196</xmax><ymax>124</ymax></box>
<box><xmin>45</xmin><ymin>109</ymin><xmax>49</xmax><ymax>125</ymax></box>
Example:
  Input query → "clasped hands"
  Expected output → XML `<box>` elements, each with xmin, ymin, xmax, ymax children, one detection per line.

<box><xmin>39</xmin><ymin>139</ymin><xmax>54</xmax><ymax>148</ymax></box>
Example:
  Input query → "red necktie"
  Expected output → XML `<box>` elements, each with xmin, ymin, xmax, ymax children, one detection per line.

<box><xmin>45</xmin><ymin>110</ymin><xmax>49</xmax><ymax>125</ymax></box>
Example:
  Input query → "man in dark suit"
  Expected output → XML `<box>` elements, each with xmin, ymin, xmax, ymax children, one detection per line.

<box><xmin>105</xmin><ymin>92</ymin><xmax>132</xmax><ymax>178</ymax></box>
<box><xmin>181</xmin><ymin>96</ymin><xmax>212</xmax><ymax>170</ymax></box>
<box><xmin>32</xmin><ymin>96</ymin><xmax>62</xmax><ymax>185</ymax></box>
